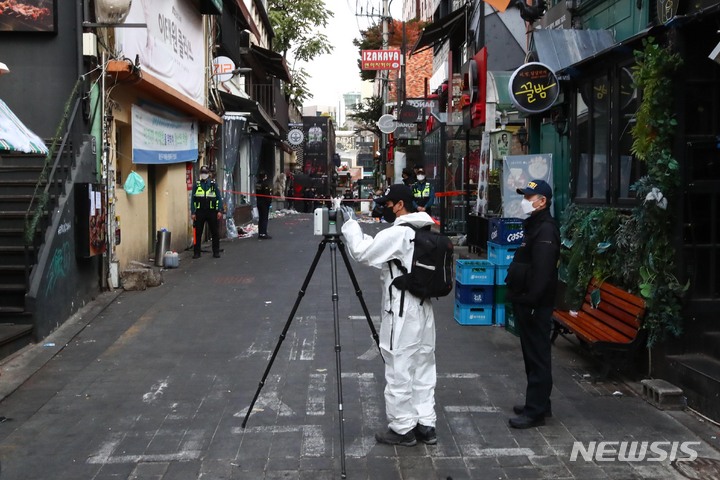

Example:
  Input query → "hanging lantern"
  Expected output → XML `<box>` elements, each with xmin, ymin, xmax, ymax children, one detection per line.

<box><xmin>95</xmin><ymin>0</ymin><xmax>133</xmax><ymax>24</ymax></box>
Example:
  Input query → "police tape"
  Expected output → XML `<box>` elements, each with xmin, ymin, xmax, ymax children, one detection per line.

<box><xmin>220</xmin><ymin>189</ymin><xmax>372</xmax><ymax>203</ymax></box>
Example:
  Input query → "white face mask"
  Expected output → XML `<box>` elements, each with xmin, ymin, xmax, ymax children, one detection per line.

<box><xmin>520</xmin><ymin>198</ymin><xmax>536</xmax><ymax>215</ymax></box>
<box><xmin>200</xmin><ymin>173</ymin><xmax>209</xmax><ymax>180</ymax></box>
<box><xmin>417</xmin><ymin>175</ymin><xmax>426</xmax><ymax>181</ymax></box>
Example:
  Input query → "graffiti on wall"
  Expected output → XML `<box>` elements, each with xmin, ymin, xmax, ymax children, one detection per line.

<box><xmin>45</xmin><ymin>241</ymin><xmax>72</xmax><ymax>298</ymax></box>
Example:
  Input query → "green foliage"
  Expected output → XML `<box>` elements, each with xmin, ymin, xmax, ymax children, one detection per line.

<box><xmin>560</xmin><ymin>39</ymin><xmax>688</xmax><ymax>346</ymax></box>
<box><xmin>267</xmin><ymin>0</ymin><xmax>334</xmax><ymax>107</ymax></box>
<box><xmin>348</xmin><ymin>96</ymin><xmax>385</xmax><ymax>138</ymax></box>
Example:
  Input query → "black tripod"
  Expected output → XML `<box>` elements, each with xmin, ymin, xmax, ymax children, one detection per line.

<box><xmin>242</xmin><ymin>234</ymin><xmax>381</xmax><ymax>478</ymax></box>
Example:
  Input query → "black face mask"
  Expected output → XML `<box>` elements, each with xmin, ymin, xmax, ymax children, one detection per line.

<box><xmin>382</xmin><ymin>205</ymin><xmax>396</xmax><ymax>223</ymax></box>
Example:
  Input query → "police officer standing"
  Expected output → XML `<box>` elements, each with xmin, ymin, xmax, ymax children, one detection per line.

<box><xmin>255</xmin><ymin>170</ymin><xmax>272</xmax><ymax>240</ymax></box>
<box><xmin>191</xmin><ymin>165</ymin><xmax>224</xmax><ymax>258</ymax></box>
<box><xmin>412</xmin><ymin>167</ymin><xmax>435</xmax><ymax>216</ymax></box>
<box><xmin>505</xmin><ymin>179</ymin><xmax>560</xmax><ymax>428</ymax></box>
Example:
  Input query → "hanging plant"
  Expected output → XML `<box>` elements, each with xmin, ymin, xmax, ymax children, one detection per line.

<box><xmin>560</xmin><ymin>38</ymin><xmax>688</xmax><ymax>346</ymax></box>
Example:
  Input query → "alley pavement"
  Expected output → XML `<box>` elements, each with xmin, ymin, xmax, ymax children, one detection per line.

<box><xmin>1</xmin><ymin>211</ymin><xmax>719</xmax><ymax>480</ymax></box>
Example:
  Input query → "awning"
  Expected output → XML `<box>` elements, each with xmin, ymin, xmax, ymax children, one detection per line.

<box><xmin>532</xmin><ymin>29</ymin><xmax>615</xmax><ymax>73</ymax></box>
<box><xmin>411</xmin><ymin>6</ymin><xmax>467</xmax><ymax>54</ymax></box>
<box><xmin>219</xmin><ymin>92</ymin><xmax>279</xmax><ymax>137</ymax></box>
<box><xmin>248</xmin><ymin>45</ymin><xmax>291</xmax><ymax>83</ymax></box>
<box><xmin>106</xmin><ymin>60</ymin><xmax>222</xmax><ymax>125</ymax></box>
<box><xmin>0</xmin><ymin>98</ymin><xmax>48</xmax><ymax>154</ymax></box>
<box><xmin>486</xmin><ymin>71</ymin><xmax>513</xmax><ymax>110</ymax></box>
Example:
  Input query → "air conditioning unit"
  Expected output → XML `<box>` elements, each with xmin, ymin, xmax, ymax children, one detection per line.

<box><xmin>238</xmin><ymin>29</ymin><xmax>256</xmax><ymax>52</ymax></box>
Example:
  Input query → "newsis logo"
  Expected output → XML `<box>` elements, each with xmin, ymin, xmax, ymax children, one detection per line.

<box><xmin>570</xmin><ymin>441</ymin><xmax>701</xmax><ymax>462</ymax></box>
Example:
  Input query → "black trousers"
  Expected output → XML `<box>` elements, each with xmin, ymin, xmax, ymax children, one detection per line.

<box><xmin>257</xmin><ymin>199</ymin><xmax>271</xmax><ymax>235</ymax></box>
<box><xmin>513</xmin><ymin>304</ymin><xmax>553</xmax><ymax>419</ymax></box>
<box><xmin>194</xmin><ymin>209</ymin><xmax>220</xmax><ymax>255</ymax></box>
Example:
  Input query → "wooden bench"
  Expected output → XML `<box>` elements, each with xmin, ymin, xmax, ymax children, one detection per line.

<box><xmin>551</xmin><ymin>278</ymin><xmax>646</xmax><ymax>377</ymax></box>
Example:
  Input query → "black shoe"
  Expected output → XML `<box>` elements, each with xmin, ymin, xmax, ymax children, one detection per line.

<box><xmin>192</xmin><ymin>253</ymin><xmax>201</xmax><ymax>259</ymax></box>
<box><xmin>413</xmin><ymin>424</ymin><xmax>437</xmax><ymax>445</ymax></box>
<box><xmin>513</xmin><ymin>405</ymin><xmax>552</xmax><ymax>417</ymax></box>
<box><xmin>258</xmin><ymin>234</ymin><xmax>272</xmax><ymax>240</ymax></box>
<box><xmin>375</xmin><ymin>429</ymin><xmax>417</xmax><ymax>447</ymax></box>
<box><xmin>213</xmin><ymin>253</ymin><xmax>221</xmax><ymax>258</ymax></box>
<box><xmin>509</xmin><ymin>415</ymin><xmax>546</xmax><ymax>429</ymax></box>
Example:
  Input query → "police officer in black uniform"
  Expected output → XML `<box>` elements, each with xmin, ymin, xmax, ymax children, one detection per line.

<box><xmin>255</xmin><ymin>170</ymin><xmax>272</xmax><ymax>239</ymax></box>
<box><xmin>191</xmin><ymin>165</ymin><xmax>224</xmax><ymax>258</ymax></box>
<box><xmin>505</xmin><ymin>179</ymin><xmax>560</xmax><ymax>429</ymax></box>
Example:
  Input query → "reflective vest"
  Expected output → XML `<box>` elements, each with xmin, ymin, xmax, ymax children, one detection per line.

<box><xmin>193</xmin><ymin>181</ymin><xmax>219</xmax><ymax>210</ymax></box>
<box><xmin>413</xmin><ymin>182</ymin><xmax>431</xmax><ymax>206</ymax></box>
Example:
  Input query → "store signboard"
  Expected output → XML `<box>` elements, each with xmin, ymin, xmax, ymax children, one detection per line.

<box><xmin>117</xmin><ymin>0</ymin><xmax>205</xmax><ymax>104</ymax></box>
<box><xmin>361</xmin><ymin>49</ymin><xmax>401</xmax><ymax>70</ymax></box>
<box><xmin>131</xmin><ymin>104</ymin><xmax>199</xmax><ymax>164</ymax></box>
<box><xmin>508</xmin><ymin>63</ymin><xmax>559</xmax><ymax>114</ymax></box>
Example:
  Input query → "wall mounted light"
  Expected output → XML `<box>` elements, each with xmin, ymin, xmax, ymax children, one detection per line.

<box><xmin>553</xmin><ymin>114</ymin><xmax>568</xmax><ymax>136</ymax></box>
<box><xmin>0</xmin><ymin>62</ymin><xmax>9</xmax><ymax>76</ymax></box>
<box><xmin>517</xmin><ymin>126</ymin><xmax>529</xmax><ymax>146</ymax></box>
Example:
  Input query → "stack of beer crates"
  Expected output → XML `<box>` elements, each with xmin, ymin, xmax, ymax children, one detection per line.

<box><xmin>488</xmin><ymin>218</ymin><xmax>523</xmax><ymax>335</ymax></box>
<box><xmin>454</xmin><ymin>258</ymin><xmax>495</xmax><ymax>325</ymax></box>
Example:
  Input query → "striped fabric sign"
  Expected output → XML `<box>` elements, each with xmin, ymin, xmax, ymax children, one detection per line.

<box><xmin>0</xmin><ymin>98</ymin><xmax>48</xmax><ymax>155</ymax></box>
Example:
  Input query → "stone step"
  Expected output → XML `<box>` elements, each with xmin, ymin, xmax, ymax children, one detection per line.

<box><xmin>0</xmin><ymin>323</ymin><xmax>34</xmax><ymax>360</ymax></box>
<box><xmin>666</xmin><ymin>353</ymin><xmax>720</xmax><ymax>421</ymax></box>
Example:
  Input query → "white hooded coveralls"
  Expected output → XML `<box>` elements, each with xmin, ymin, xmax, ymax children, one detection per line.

<box><xmin>341</xmin><ymin>212</ymin><xmax>437</xmax><ymax>434</ymax></box>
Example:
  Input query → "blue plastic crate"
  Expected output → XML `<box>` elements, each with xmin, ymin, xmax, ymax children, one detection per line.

<box><xmin>454</xmin><ymin>301</ymin><xmax>493</xmax><ymax>326</ymax></box>
<box><xmin>495</xmin><ymin>264</ymin><xmax>509</xmax><ymax>285</ymax></box>
<box><xmin>455</xmin><ymin>281</ymin><xmax>494</xmax><ymax>305</ymax></box>
<box><xmin>488</xmin><ymin>217</ymin><xmax>524</xmax><ymax>245</ymax></box>
<box><xmin>487</xmin><ymin>242</ymin><xmax>519</xmax><ymax>266</ymax></box>
<box><xmin>456</xmin><ymin>259</ymin><xmax>495</xmax><ymax>285</ymax></box>
<box><xmin>495</xmin><ymin>303</ymin><xmax>507</xmax><ymax>326</ymax></box>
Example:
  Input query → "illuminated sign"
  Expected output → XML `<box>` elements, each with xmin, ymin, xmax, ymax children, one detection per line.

<box><xmin>509</xmin><ymin>62</ymin><xmax>559</xmax><ymax>114</ymax></box>
<box><xmin>361</xmin><ymin>49</ymin><xmax>401</xmax><ymax>70</ymax></box>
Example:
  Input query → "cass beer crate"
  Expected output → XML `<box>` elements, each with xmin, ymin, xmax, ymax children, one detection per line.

<box><xmin>454</xmin><ymin>301</ymin><xmax>493</xmax><ymax>326</ymax></box>
<box><xmin>489</xmin><ymin>218</ymin><xmax>524</xmax><ymax>245</ymax></box>
<box><xmin>487</xmin><ymin>242</ymin><xmax>519</xmax><ymax>266</ymax></box>
<box><xmin>456</xmin><ymin>259</ymin><xmax>495</xmax><ymax>285</ymax></box>
<box><xmin>495</xmin><ymin>264</ymin><xmax>509</xmax><ymax>286</ymax></box>
<box><xmin>455</xmin><ymin>281</ymin><xmax>494</xmax><ymax>305</ymax></box>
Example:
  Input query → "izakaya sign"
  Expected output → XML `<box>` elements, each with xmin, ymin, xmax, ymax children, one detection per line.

<box><xmin>361</xmin><ymin>49</ymin><xmax>401</xmax><ymax>70</ymax></box>
<box><xmin>131</xmin><ymin>104</ymin><xmax>198</xmax><ymax>164</ymax></box>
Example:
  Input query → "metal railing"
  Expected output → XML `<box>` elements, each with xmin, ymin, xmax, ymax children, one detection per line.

<box><xmin>23</xmin><ymin>78</ymin><xmax>84</xmax><ymax>288</ymax></box>
<box><xmin>251</xmin><ymin>83</ymin><xmax>274</xmax><ymax>117</ymax></box>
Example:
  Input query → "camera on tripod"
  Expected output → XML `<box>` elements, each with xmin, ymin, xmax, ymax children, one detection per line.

<box><xmin>313</xmin><ymin>207</ymin><xmax>345</xmax><ymax>236</ymax></box>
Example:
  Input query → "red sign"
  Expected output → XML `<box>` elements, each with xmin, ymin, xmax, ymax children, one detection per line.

<box><xmin>186</xmin><ymin>163</ymin><xmax>194</xmax><ymax>191</ymax></box>
<box><xmin>361</xmin><ymin>49</ymin><xmax>401</xmax><ymax>70</ymax></box>
<box><xmin>461</xmin><ymin>47</ymin><xmax>487</xmax><ymax>129</ymax></box>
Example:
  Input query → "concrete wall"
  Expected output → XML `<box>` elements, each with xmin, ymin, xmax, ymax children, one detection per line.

<box><xmin>110</xmin><ymin>90</ymin><xmax>192</xmax><ymax>270</ymax></box>
<box><xmin>0</xmin><ymin>3</ymin><xmax>81</xmax><ymax>138</ymax></box>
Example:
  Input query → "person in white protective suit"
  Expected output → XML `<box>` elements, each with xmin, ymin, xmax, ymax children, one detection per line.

<box><xmin>336</xmin><ymin>184</ymin><xmax>438</xmax><ymax>447</ymax></box>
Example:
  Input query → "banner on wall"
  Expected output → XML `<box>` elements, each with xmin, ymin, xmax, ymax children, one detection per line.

<box><xmin>117</xmin><ymin>0</ymin><xmax>205</xmax><ymax>105</ymax></box>
<box><xmin>473</xmin><ymin>132</ymin><xmax>491</xmax><ymax>215</ymax></box>
<box><xmin>502</xmin><ymin>154</ymin><xmax>553</xmax><ymax>218</ymax></box>
<box><xmin>131</xmin><ymin>104</ymin><xmax>198</xmax><ymax>164</ymax></box>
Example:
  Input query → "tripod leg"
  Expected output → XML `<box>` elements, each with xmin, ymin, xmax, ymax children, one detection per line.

<box><xmin>242</xmin><ymin>238</ymin><xmax>329</xmax><ymax>428</ymax></box>
<box><xmin>329</xmin><ymin>242</ymin><xmax>347</xmax><ymax>478</ymax></box>
<box><xmin>336</xmin><ymin>238</ymin><xmax>381</xmax><ymax>353</ymax></box>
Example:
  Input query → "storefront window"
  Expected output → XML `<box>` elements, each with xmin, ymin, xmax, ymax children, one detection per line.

<box><xmin>572</xmin><ymin>65</ymin><xmax>642</xmax><ymax>205</ymax></box>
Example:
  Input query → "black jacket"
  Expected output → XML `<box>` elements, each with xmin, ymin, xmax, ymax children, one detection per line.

<box><xmin>505</xmin><ymin>208</ymin><xmax>560</xmax><ymax>308</ymax></box>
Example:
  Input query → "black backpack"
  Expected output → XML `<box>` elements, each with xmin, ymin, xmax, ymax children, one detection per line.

<box><xmin>390</xmin><ymin>225</ymin><xmax>454</xmax><ymax>315</ymax></box>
